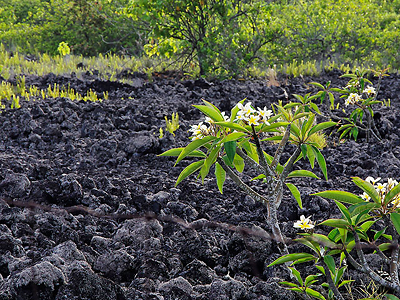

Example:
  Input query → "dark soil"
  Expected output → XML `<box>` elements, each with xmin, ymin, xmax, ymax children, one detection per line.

<box><xmin>0</xmin><ymin>69</ymin><xmax>399</xmax><ymax>300</ymax></box>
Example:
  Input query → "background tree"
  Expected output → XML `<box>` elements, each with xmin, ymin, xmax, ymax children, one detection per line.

<box><xmin>124</xmin><ymin>0</ymin><xmax>279</xmax><ymax>76</ymax></box>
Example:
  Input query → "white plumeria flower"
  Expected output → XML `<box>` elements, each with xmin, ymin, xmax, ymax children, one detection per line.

<box><xmin>247</xmin><ymin>114</ymin><xmax>260</xmax><ymax>126</ymax></box>
<box><xmin>363</xmin><ymin>86</ymin><xmax>376</xmax><ymax>96</ymax></box>
<box><xmin>204</xmin><ymin>116</ymin><xmax>214</xmax><ymax>124</ymax></box>
<box><xmin>375</xmin><ymin>182</ymin><xmax>387</xmax><ymax>193</ymax></box>
<box><xmin>345</xmin><ymin>93</ymin><xmax>362</xmax><ymax>106</ymax></box>
<box><xmin>361</xmin><ymin>192</ymin><xmax>371</xmax><ymax>202</ymax></box>
<box><xmin>294</xmin><ymin>215</ymin><xmax>314</xmax><ymax>230</ymax></box>
<box><xmin>189</xmin><ymin>122</ymin><xmax>208</xmax><ymax>140</ymax></box>
<box><xmin>221</xmin><ymin>111</ymin><xmax>230</xmax><ymax>122</ymax></box>
<box><xmin>257</xmin><ymin>107</ymin><xmax>273</xmax><ymax>121</ymax></box>
<box><xmin>365</xmin><ymin>176</ymin><xmax>381</xmax><ymax>185</ymax></box>
<box><xmin>387</xmin><ymin>178</ymin><xmax>399</xmax><ymax>189</ymax></box>
<box><xmin>235</xmin><ymin>112</ymin><xmax>247</xmax><ymax>122</ymax></box>
<box><xmin>238</xmin><ymin>102</ymin><xmax>255</xmax><ymax>116</ymax></box>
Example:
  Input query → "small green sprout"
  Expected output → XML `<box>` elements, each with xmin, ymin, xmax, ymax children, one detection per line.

<box><xmin>164</xmin><ymin>112</ymin><xmax>179</xmax><ymax>136</ymax></box>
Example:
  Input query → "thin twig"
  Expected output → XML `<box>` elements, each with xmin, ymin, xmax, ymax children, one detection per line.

<box><xmin>271</xmin><ymin>123</ymin><xmax>291</xmax><ymax>171</ymax></box>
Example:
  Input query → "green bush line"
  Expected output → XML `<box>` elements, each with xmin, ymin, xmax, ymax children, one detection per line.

<box><xmin>1</xmin><ymin>0</ymin><xmax>399</xmax><ymax>77</ymax></box>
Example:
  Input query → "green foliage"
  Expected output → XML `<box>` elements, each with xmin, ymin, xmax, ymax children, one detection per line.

<box><xmin>0</xmin><ymin>0</ymin><xmax>140</xmax><ymax>56</ymax></box>
<box><xmin>271</xmin><ymin>176</ymin><xmax>400</xmax><ymax>299</ymax></box>
<box><xmin>266</xmin><ymin>0</ymin><xmax>400</xmax><ymax>70</ymax></box>
<box><xmin>1</xmin><ymin>0</ymin><xmax>400</xmax><ymax>76</ymax></box>
<box><xmin>308</xmin><ymin>68</ymin><xmax>388</xmax><ymax>141</ymax></box>
<box><xmin>57</xmin><ymin>42</ymin><xmax>70</xmax><ymax>56</ymax></box>
<box><xmin>124</xmin><ymin>0</ymin><xmax>277</xmax><ymax>76</ymax></box>
<box><xmin>0</xmin><ymin>78</ymin><xmax>104</xmax><ymax>111</ymax></box>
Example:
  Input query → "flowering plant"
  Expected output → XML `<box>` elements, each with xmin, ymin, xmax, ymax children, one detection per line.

<box><xmin>307</xmin><ymin>68</ymin><xmax>389</xmax><ymax>141</ymax></box>
<box><xmin>269</xmin><ymin>176</ymin><xmax>400</xmax><ymax>299</ymax></box>
<box><xmin>160</xmin><ymin>99</ymin><xmax>336</xmax><ymax>254</ymax></box>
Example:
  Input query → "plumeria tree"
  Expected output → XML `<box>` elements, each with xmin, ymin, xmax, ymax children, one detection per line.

<box><xmin>308</xmin><ymin>68</ymin><xmax>389</xmax><ymax>142</ymax></box>
<box><xmin>160</xmin><ymin>99</ymin><xmax>336</xmax><ymax>255</ymax></box>
<box><xmin>270</xmin><ymin>176</ymin><xmax>400</xmax><ymax>299</ymax></box>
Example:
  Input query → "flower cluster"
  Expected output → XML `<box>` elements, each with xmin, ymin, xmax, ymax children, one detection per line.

<box><xmin>361</xmin><ymin>176</ymin><xmax>400</xmax><ymax>205</ymax></box>
<box><xmin>343</xmin><ymin>85</ymin><xmax>375</xmax><ymax>107</ymax></box>
<box><xmin>363</xmin><ymin>86</ymin><xmax>376</xmax><ymax>96</ymax></box>
<box><xmin>344</xmin><ymin>93</ymin><xmax>362</xmax><ymax>106</ymax></box>
<box><xmin>188</xmin><ymin>102</ymin><xmax>273</xmax><ymax>140</ymax></box>
<box><xmin>235</xmin><ymin>102</ymin><xmax>273</xmax><ymax>126</ymax></box>
<box><xmin>189</xmin><ymin>112</ymin><xmax>229</xmax><ymax>140</ymax></box>
<box><xmin>293</xmin><ymin>215</ymin><xmax>314</xmax><ymax>230</ymax></box>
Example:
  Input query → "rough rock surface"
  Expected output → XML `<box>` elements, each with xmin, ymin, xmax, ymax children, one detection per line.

<box><xmin>0</xmin><ymin>69</ymin><xmax>399</xmax><ymax>299</ymax></box>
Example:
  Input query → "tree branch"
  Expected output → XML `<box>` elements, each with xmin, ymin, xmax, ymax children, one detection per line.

<box><xmin>251</xmin><ymin>125</ymin><xmax>274</xmax><ymax>178</ymax></box>
<box><xmin>216</xmin><ymin>157</ymin><xmax>270</xmax><ymax>209</ymax></box>
<box><xmin>271</xmin><ymin>124</ymin><xmax>291</xmax><ymax>171</ymax></box>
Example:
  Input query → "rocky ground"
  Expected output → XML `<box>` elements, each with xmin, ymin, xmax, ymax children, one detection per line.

<box><xmin>0</xmin><ymin>69</ymin><xmax>399</xmax><ymax>300</ymax></box>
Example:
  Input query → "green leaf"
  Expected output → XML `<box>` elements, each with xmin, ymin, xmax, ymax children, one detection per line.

<box><xmin>279</xmin><ymin>281</ymin><xmax>299</xmax><ymax>288</ymax></box>
<box><xmin>312</xmin><ymin>190</ymin><xmax>364</xmax><ymax>204</ymax></box>
<box><xmin>290</xmin><ymin>122</ymin><xmax>301</xmax><ymax>138</ymax></box>
<box><xmin>301</xmin><ymin>114</ymin><xmax>315</xmax><ymax>137</ymax></box>
<box><xmin>335</xmin><ymin>266</ymin><xmax>347</xmax><ymax>285</ymax></box>
<box><xmin>295</xmin><ymin>238</ymin><xmax>321</xmax><ymax>255</ymax></box>
<box><xmin>338</xmin><ymin>280</ymin><xmax>354</xmax><ymax>288</ymax></box>
<box><xmin>307</xmin><ymin>121</ymin><xmax>337</xmax><ymax>137</ymax></box>
<box><xmin>288</xmin><ymin>267</ymin><xmax>303</xmax><ymax>286</ymax></box>
<box><xmin>319</xmin><ymin>219</ymin><xmax>350</xmax><ymax>229</ymax></box>
<box><xmin>315</xmin><ymin>265</ymin><xmax>325</xmax><ymax>275</ymax></box>
<box><xmin>215</xmin><ymin>121</ymin><xmax>249</xmax><ymax>133</ymax></box>
<box><xmin>329</xmin><ymin>93</ymin><xmax>335</xmax><ymax>109</ymax></box>
<box><xmin>268</xmin><ymin>253</ymin><xmax>316</xmax><ymax>267</ymax></box>
<box><xmin>374</xmin><ymin>228</ymin><xmax>386</xmax><ymax>241</ymax></box>
<box><xmin>229</xmin><ymin>99</ymin><xmax>246</xmax><ymax>122</ymax></box>
<box><xmin>159</xmin><ymin>148</ymin><xmax>206</xmax><ymax>157</ymax></box>
<box><xmin>300</xmin><ymin>144</ymin><xmax>308</xmax><ymax>160</ymax></box>
<box><xmin>288</xmin><ymin>287</ymin><xmax>302</xmax><ymax>293</ymax></box>
<box><xmin>261</xmin><ymin>136</ymin><xmax>284</xmax><ymax>142</ymax></box>
<box><xmin>224</xmin><ymin>141</ymin><xmax>236</xmax><ymax>164</ymax></box>
<box><xmin>287</xmin><ymin>170</ymin><xmax>319</xmax><ymax>179</ymax></box>
<box><xmin>328</xmin><ymin>228</ymin><xmax>341</xmax><ymax>243</ymax></box>
<box><xmin>351</xmin><ymin>127</ymin><xmax>358</xmax><ymax>140</ymax></box>
<box><xmin>221</xmin><ymin>132</ymin><xmax>247</xmax><ymax>143</ymax></box>
<box><xmin>323</xmin><ymin>255</ymin><xmax>335</xmax><ymax>274</ymax></box>
<box><xmin>352</xmin><ymin>177</ymin><xmax>380</xmax><ymax>204</ymax></box>
<box><xmin>233</xmin><ymin>153</ymin><xmax>245</xmax><ymax>173</ymax></box>
<box><xmin>193</xmin><ymin>104</ymin><xmax>224</xmax><ymax>122</ymax></box>
<box><xmin>305</xmin><ymin>233</ymin><xmax>339</xmax><ymax>249</ymax></box>
<box><xmin>379</xmin><ymin>243</ymin><xmax>392</xmax><ymax>251</ymax></box>
<box><xmin>348</xmin><ymin>202</ymin><xmax>378</xmax><ymax>216</ymax></box>
<box><xmin>215</xmin><ymin>162</ymin><xmax>226</xmax><ymax>194</ymax></box>
<box><xmin>339</xmin><ymin>127</ymin><xmax>352</xmax><ymax>140</ymax></box>
<box><xmin>359</xmin><ymin>220</ymin><xmax>375</xmax><ymax>232</ymax></box>
<box><xmin>305</xmin><ymin>288</ymin><xmax>326</xmax><ymax>300</ymax></box>
<box><xmin>311</xmin><ymin>146</ymin><xmax>328</xmax><ymax>180</ymax></box>
<box><xmin>309</xmin><ymin>102</ymin><xmax>321</xmax><ymax>114</ymax></box>
<box><xmin>304</xmin><ymin>274</ymin><xmax>321</xmax><ymax>287</ymax></box>
<box><xmin>175</xmin><ymin>160</ymin><xmax>204</xmax><ymax>186</ymax></box>
<box><xmin>390</xmin><ymin>213</ymin><xmax>400</xmax><ymax>236</ymax></box>
<box><xmin>176</xmin><ymin>136</ymin><xmax>218</xmax><ymax>165</ymax></box>
<box><xmin>286</xmin><ymin>183</ymin><xmax>302</xmax><ymax>209</ymax></box>
<box><xmin>259</xmin><ymin>122</ymin><xmax>290</xmax><ymax>133</ymax></box>
<box><xmin>307</xmin><ymin>144</ymin><xmax>316</xmax><ymax>169</ymax></box>
<box><xmin>384</xmin><ymin>182</ymin><xmax>400</xmax><ymax>206</ymax></box>
<box><xmin>334</xmin><ymin>200</ymin><xmax>352</xmax><ymax>224</ymax></box>
<box><xmin>385</xmin><ymin>294</ymin><xmax>400</xmax><ymax>300</ymax></box>
<box><xmin>251</xmin><ymin>174</ymin><xmax>266</xmax><ymax>181</ymax></box>
<box><xmin>308</xmin><ymin>82</ymin><xmax>325</xmax><ymax>89</ymax></box>
<box><xmin>202</xmin><ymin>99</ymin><xmax>222</xmax><ymax>114</ymax></box>
<box><xmin>200</xmin><ymin>145</ymin><xmax>221</xmax><ymax>182</ymax></box>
